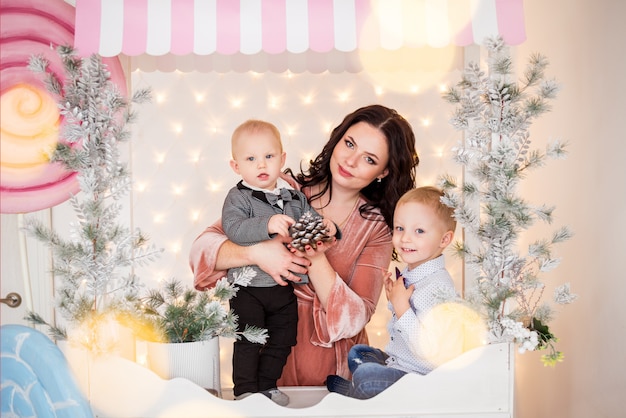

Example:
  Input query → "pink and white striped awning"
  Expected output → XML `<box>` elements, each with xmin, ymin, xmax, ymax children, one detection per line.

<box><xmin>74</xmin><ymin>0</ymin><xmax>526</xmax><ymax>57</ymax></box>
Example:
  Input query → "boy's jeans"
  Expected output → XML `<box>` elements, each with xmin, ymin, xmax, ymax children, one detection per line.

<box><xmin>346</xmin><ymin>344</ymin><xmax>407</xmax><ymax>399</ymax></box>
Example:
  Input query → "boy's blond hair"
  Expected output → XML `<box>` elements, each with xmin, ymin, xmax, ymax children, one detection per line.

<box><xmin>396</xmin><ymin>186</ymin><xmax>456</xmax><ymax>232</ymax></box>
<box><xmin>231</xmin><ymin>119</ymin><xmax>282</xmax><ymax>158</ymax></box>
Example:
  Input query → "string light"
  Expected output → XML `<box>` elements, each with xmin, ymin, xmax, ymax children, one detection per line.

<box><xmin>154</xmin><ymin>152</ymin><xmax>166</xmax><ymax>164</ymax></box>
<box><xmin>172</xmin><ymin>123</ymin><xmax>183</xmax><ymax>135</ymax></box>
<box><xmin>135</xmin><ymin>182</ymin><xmax>147</xmax><ymax>193</ymax></box>
<box><xmin>301</xmin><ymin>94</ymin><xmax>314</xmax><ymax>105</ymax></box>
<box><xmin>172</xmin><ymin>184</ymin><xmax>185</xmax><ymax>196</ymax></box>
<box><xmin>189</xmin><ymin>151</ymin><xmax>201</xmax><ymax>163</ymax></box>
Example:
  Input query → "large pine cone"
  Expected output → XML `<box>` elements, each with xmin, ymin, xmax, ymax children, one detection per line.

<box><xmin>289</xmin><ymin>212</ymin><xmax>333</xmax><ymax>251</ymax></box>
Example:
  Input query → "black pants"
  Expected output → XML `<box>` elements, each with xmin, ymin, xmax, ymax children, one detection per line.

<box><xmin>230</xmin><ymin>285</ymin><xmax>298</xmax><ymax>396</ymax></box>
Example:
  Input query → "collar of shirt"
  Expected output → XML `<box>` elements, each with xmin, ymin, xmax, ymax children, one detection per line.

<box><xmin>401</xmin><ymin>255</ymin><xmax>446</xmax><ymax>287</ymax></box>
<box><xmin>241</xmin><ymin>177</ymin><xmax>293</xmax><ymax>195</ymax></box>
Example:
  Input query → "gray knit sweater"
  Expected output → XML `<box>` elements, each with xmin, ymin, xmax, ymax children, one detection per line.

<box><xmin>222</xmin><ymin>180</ymin><xmax>317</xmax><ymax>287</ymax></box>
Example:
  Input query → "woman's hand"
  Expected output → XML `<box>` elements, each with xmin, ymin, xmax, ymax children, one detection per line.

<box><xmin>249</xmin><ymin>235</ymin><xmax>310</xmax><ymax>286</ymax></box>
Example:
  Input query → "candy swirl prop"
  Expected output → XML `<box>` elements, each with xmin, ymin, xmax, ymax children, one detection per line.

<box><xmin>0</xmin><ymin>0</ymin><xmax>126</xmax><ymax>213</ymax></box>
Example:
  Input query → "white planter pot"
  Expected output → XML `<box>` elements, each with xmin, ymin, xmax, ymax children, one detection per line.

<box><xmin>144</xmin><ymin>338</ymin><xmax>221</xmax><ymax>396</ymax></box>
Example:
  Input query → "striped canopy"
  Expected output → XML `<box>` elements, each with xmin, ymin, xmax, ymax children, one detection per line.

<box><xmin>74</xmin><ymin>0</ymin><xmax>526</xmax><ymax>57</ymax></box>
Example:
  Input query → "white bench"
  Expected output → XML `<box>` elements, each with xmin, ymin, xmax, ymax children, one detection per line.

<box><xmin>66</xmin><ymin>342</ymin><xmax>513</xmax><ymax>418</ymax></box>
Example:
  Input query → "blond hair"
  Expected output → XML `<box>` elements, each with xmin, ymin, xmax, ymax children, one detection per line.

<box><xmin>396</xmin><ymin>186</ymin><xmax>456</xmax><ymax>232</ymax></box>
<box><xmin>231</xmin><ymin>119</ymin><xmax>282</xmax><ymax>158</ymax></box>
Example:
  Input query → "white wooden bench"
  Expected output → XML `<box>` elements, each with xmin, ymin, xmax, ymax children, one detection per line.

<box><xmin>64</xmin><ymin>342</ymin><xmax>513</xmax><ymax>418</ymax></box>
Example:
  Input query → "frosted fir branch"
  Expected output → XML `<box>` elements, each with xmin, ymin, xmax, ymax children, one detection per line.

<box><xmin>552</xmin><ymin>226</ymin><xmax>573</xmax><ymax>244</ymax></box>
<box><xmin>523</xmin><ymin>53</ymin><xmax>549</xmax><ymax>89</ymax></box>
<box><xmin>533</xmin><ymin>204</ymin><xmax>555</xmax><ymax>223</ymax></box>
<box><xmin>539</xmin><ymin>258</ymin><xmax>562</xmax><ymax>273</ymax></box>
<box><xmin>546</xmin><ymin>140</ymin><xmax>568</xmax><ymax>159</ymax></box>
<box><xmin>554</xmin><ymin>283</ymin><xmax>577</xmax><ymax>304</ymax></box>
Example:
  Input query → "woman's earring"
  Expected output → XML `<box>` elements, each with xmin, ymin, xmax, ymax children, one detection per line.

<box><xmin>377</xmin><ymin>178</ymin><xmax>382</xmax><ymax>183</ymax></box>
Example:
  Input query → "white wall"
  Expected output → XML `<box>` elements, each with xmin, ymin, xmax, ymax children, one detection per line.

<box><xmin>511</xmin><ymin>1</ymin><xmax>626</xmax><ymax>417</ymax></box>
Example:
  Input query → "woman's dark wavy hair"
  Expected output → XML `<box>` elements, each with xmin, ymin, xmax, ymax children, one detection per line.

<box><xmin>287</xmin><ymin>104</ymin><xmax>419</xmax><ymax>230</ymax></box>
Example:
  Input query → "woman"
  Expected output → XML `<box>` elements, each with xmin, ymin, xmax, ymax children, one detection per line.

<box><xmin>189</xmin><ymin>104</ymin><xmax>419</xmax><ymax>386</ymax></box>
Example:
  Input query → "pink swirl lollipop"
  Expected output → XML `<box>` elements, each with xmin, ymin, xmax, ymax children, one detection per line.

<box><xmin>0</xmin><ymin>0</ymin><xmax>126</xmax><ymax>213</ymax></box>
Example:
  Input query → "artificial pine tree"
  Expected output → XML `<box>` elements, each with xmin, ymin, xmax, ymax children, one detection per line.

<box><xmin>440</xmin><ymin>37</ymin><xmax>577</xmax><ymax>366</ymax></box>
<box><xmin>23</xmin><ymin>46</ymin><xmax>161</xmax><ymax>352</ymax></box>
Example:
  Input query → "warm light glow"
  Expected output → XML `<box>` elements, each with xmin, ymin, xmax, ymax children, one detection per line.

<box><xmin>135</xmin><ymin>182</ymin><xmax>147</xmax><ymax>193</ymax></box>
<box><xmin>268</xmin><ymin>96</ymin><xmax>280</xmax><ymax>109</ymax></box>
<box><xmin>155</xmin><ymin>93</ymin><xmax>167</xmax><ymax>104</ymax></box>
<box><xmin>189</xmin><ymin>151</ymin><xmax>201</xmax><ymax>163</ymax></box>
<box><xmin>206</xmin><ymin>180</ymin><xmax>222</xmax><ymax>193</ymax></box>
<box><xmin>191</xmin><ymin>210</ymin><xmax>200</xmax><ymax>222</ymax></box>
<box><xmin>170</xmin><ymin>241</ymin><xmax>181</xmax><ymax>254</ymax></box>
<box><xmin>301</xmin><ymin>94</ymin><xmax>314</xmax><ymax>105</ymax></box>
<box><xmin>439</xmin><ymin>84</ymin><xmax>448</xmax><ymax>92</ymax></box>
<box><xmin>285</xmin><ymin>125</ymin><xmax>297</xmax><ymax>137</ymax></box>
<box><xmin>172</xmin><ymin>123</ymin><xmax>183</xmax><ymax>135</ymax></box>
<box><xmin>230</xmin><ymin>98</ymin><xmax>243</xmax><ymax>108</ymax></box>
<box><xmin>337</xmin><ymin>91</ymin><xmax>351</xmax><ymax>102</ymax></box>
<box><xmin>194</xmin><ymin>92</ymin><xmax>206</xmax><ymax>103</ymax></box>
<box><xmin>171</xmin><ymin>184</ymin><xmax>185</xmax><ymax>195</ymax></box>
<box><xmin>153</xmin><ymin>213</ymin><xmax>165</xmax><ymax>224</ymax></box>
<box><xmin>416</xmin><ymin>302</ymin><xmax>487</xmax><ymax>368</ymax></box>
<box><xmin>154</xmin><ymin>153</ymin><xmax>166</xmax><ymax>164</ymax></box>
<box><xmin>421</xmin><ymin>118</ymin><xmax>431</xmax><ymax>127</ymax></box>
<box><xmin>375</xmin><ymin>86</ymin><xmax>384</xmax><ymax>96</ymax></box>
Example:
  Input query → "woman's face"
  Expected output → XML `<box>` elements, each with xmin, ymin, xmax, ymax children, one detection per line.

<box><xmin>329</xmin><ymin>121</ymin><xmax>389</xmax><ymax>192</ymax></box>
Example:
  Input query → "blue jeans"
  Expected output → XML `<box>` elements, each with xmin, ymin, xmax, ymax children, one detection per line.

<box><xmin>328</xmin><ymin>344</ymin><xmax>407</xmax><ymax>399</ymax></box>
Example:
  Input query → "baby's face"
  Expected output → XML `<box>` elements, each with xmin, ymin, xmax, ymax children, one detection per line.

<box><xmin>230</xmin><ymin>131</ymin><xmax>286</xmax><ymax>190</ymax></box>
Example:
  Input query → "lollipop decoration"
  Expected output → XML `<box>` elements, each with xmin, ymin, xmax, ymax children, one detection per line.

<box><xmin>0</xmin><ymin>0</ymin><xmax>126</xmax><ymax>213</ymax></box>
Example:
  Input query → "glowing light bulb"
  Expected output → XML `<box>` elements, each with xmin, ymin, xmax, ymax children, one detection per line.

<box><xmin>375</xmin><ymin>86</ymin><xmax>384</xmax><ymax>96</ymax></box>
<box><xmin>337</xmin><ymin>92</ymin><xmax>350</xmax><ymax>102</ymax></box>
<box><xmin>190</xmin><ymin>152</ymin><xmax>201</xmax><ymax>163</ymax></box>
<box><xmin>172</xmin><ymin>184</ymin><xmax>185</xmax><ymax>195</ymax></box>
<box><xmin>191</xmin><ymin>210</ymin><xmax>200</xmax><ymax>222</ymax></box>
<box><xmin>155</xmin><ymin>153</ymin><xmax>166</xmax><ymax>164</ymax></box>
<box><xmin>302</xmin><ymin>95</ymin><xmax>313</xmax><ymax>105</ymax></box>
<box><xmin>421</xmin><ymin>119</ymin><xmax>431</xmax><ymax>127</ymax></box>
<box><xmin>194</xmin><ymin>92</ymin><xmax>206</xmax><ymax>103</ymax></box>
<box><xmin>135</xmin><ymin>182</ymin><xmax>147</xmax><ymax>193</ymax></box>
<box><xmin>207</xmin><ymin>181</ymin><xmax>222</xmax><ymax>193</ymax></box>
<box><xmin>410</xmin><ymin>85</ymin><xmax>420</xmax><ymax>94</ymax></box>
<box><xmin>172</xmin><ymin>123</ymin><xmax>183</xmax><ymax>135</ymax></box>
<box><xmin>170</xmin><ymin>242</ymin><xmax>181</xmax><ymax>254</ymax></box>
<box><xmin>153</xmin><ymin>213</ymin><xmax>165</xmax><ymax>224</ymax></box>
<box><xmin>156</xmin><ymin>93</ymin><xmax>166</xmax><ymax>104</ymax></box>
